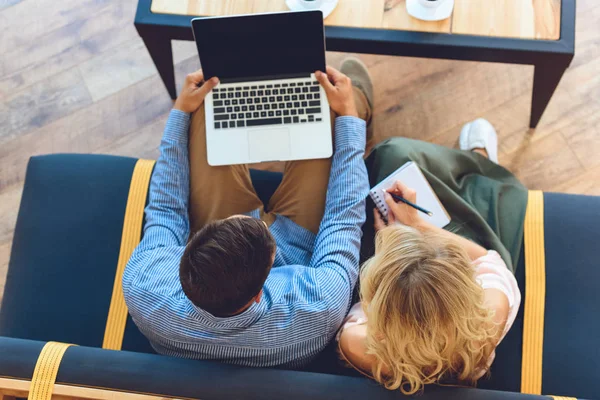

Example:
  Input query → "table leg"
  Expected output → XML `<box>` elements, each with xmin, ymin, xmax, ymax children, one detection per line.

<box><xmin>140</xmin><ymin>33</ymin><xmax>177</xmax><ymax>100</ymax></box>
<box><xmin>530</xmin><ymin>59</ymin><xmax>571</xmax><ymax>128</ymax></box>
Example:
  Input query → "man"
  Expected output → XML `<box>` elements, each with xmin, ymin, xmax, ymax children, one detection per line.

<box><xmin>123</xmin><ymin>58</ymin><xmax>374</xmax><ymax>368</ymax></box>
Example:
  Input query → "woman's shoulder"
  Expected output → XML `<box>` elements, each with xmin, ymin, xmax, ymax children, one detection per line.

<box><xmin>339</xmin><ymin>323</ymin><xmax>374</xmax><ymax>376</ymax></box>
<box><xmin>473</xmin><ymin>251</ymin><xmax>519</xmax><ymax>301</ymax></box>
<box><xmin>339</xmin><ymin>323</ymin><xmax>368</xmax><ymax>353</ymax></box>
<box><xmin>473</xmin><ymin>250</ymin><xmax>506</xmax><ymax>269</ymax></box>
<box><xmin>474</xmin><ymin>251</ymin><xmax>522</xmax><ymax>347</ymax></box>
<box><xmin>473</xmin><ymin>251</ymin><xmax>521</xmax><ymax>306</ymax></box>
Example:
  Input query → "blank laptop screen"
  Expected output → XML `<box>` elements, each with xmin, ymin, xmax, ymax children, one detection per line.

<box><xmin>193</xmin><ymin>11</ymin><xmax>326</xmax><ymax>82</ymax></box>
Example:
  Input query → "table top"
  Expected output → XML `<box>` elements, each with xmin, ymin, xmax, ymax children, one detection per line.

<box><xmin>150</xmin><ymin>0</ymin><xmax>562</xmax><ymax>41</ymax></box>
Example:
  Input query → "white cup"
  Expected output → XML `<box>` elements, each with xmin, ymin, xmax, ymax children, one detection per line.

<box><xmin>299</xmin><ymin>0</ymin><xmax>325</xmax><ymax>10</ymax></box>
<box><xmin>419</xmin><ymin>0</ymin><xmax>446</xmax><ymax>8</ymax></box>
<box><xmin>407</xmin><ymin>0</ymin><xmax>454</xmax><ymax>21</ymax></box>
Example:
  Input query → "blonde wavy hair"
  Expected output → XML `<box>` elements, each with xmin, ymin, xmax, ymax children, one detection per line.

<box><xmin>360</xmin><ymin>224</ymin><xmax>497</xmax><ymax>395</ymax></box>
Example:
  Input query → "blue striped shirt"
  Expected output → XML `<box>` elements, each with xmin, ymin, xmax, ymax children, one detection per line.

<box><xmin>123</xmin><ymin>110</ymin><xmax>368</xmax><ymax>368</ymax></box>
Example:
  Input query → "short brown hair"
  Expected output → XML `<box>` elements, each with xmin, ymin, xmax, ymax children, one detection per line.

<box><xmin>180</xmin><ymin>217</ymin><xmax>276</xmax><ymax>316</ymax></box>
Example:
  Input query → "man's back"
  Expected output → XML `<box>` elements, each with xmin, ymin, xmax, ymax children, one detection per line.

<box><xmin>127</xmin><ymin>259</ymin><xmax>332</xmax><ymax>367</ymax></box>
<box><xmin>123</xmin><ymin>65</ymin><xmax>371</xmax><ymax>367</ymax></box>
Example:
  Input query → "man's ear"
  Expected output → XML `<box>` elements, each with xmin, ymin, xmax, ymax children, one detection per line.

<box><xmin>254</xmin><ymin>289</ymin><xmax>263</xmax><ymax>304</ymax></box>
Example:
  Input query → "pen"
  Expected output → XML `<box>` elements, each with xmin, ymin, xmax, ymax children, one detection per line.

<box><xmin>388</xmin><ymin>192</ymin><xmax>433</xmax><ymax>217</ymax></box>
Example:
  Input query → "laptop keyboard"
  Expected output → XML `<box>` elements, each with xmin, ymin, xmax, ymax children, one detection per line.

<box><xmin>211</xmin><ymin>79</ymin><xmax>325</xmax><ymax>129</ymax></box>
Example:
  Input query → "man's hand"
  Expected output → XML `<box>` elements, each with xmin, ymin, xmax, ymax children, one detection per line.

<box><xmin>174</xmin><ymin>69</ymin><xmax>219</xmax><ymax>114</ymax></box>
<box><xmin>315</xmin><ymin>66</ymin><xmax>358</xmax><ymax>117</ymax></box>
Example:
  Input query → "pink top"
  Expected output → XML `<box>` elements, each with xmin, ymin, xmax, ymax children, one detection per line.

<box><xmin>337</xmin><ymin>251</ymin><xmax>521</xmax><ymax>376</ymax></box>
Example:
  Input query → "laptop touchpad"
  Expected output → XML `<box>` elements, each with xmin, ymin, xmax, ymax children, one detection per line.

<box><xmin>248</xmin><ymin>128</ymin><xmax>291</xmax><ymax>162</ymax></box>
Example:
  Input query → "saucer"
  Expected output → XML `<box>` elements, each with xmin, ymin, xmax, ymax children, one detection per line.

<box><xmin>406</xmin><ymin>0</ymin><xmax>454</xmax><ymax>21</ymax></box>
<box><xmin>285</xmin><ymin>0</ymin><xmax>340</xmax><ymax>19</ymax></box>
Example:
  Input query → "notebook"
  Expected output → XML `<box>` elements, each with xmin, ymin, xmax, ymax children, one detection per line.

<box><xmin>370</xmin><ymin>161</ymin><xmax>451</xmax><ymax>228</ymax></box>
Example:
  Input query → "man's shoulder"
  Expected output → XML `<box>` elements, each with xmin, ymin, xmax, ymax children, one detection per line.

<box><xmin>263</xmin><ymin>266</ymin><xmax>327</xmax><ymax>307</ymax></box>
<box><xmin>125</xmin><ymin>245</ymin><xmax>186</xmax><ymax>296</ymax></box>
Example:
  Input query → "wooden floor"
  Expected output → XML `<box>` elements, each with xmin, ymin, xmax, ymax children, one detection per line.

<box><xmin>0</xmin><ymin>0</ymin><xmax>599</xmax><ymax>303</ymax></box>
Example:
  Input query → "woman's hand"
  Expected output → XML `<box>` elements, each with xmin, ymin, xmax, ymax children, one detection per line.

<box><xmin>377</xmin><ymin>180</ymin><xmax>488</xmax><ymax>260</ymax></box>
<box><xmin>374</xmin><ymin>181</ymin><xmax>433</xmax><ymax>232</ymax></box>
<box><xmin>174</xmin><ymin>69</ymin><xmax>219</xmax><ymax>113</ymax></box>
<box><xmin>384</xmin><ymin>181</ymin><xmax>422</xmax><ymax>228</ymax></box>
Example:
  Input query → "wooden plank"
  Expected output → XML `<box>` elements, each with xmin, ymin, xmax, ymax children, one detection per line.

<box><xmin>0</xmin><ymin>67</ymin><xmax>93</xmax><ymax>142</ymax></box>
<box><xmin>566</xmin><ymin>123</ymin><xmax>600</xmax><ymax>171</ymax></box>
<box><xmin>0</xmin><ymin>0</ymin><xmax>119</xmax><ymax>63</ymax></box>
<box><xmin>251</xmin><ymin>0</ymin><xmax>289</xmax><ymax>14</ymax></box>
<box><xmin>0</xmin><ymin>55</ymin><xmax>191</xmax><ymax>303</ymax></box>
<box><xmin>0</xmin><ymin>2</ymin><xmax>139</xmax><ymax>98</ymax></box>
<box><xmin>0</xmin><ymin>55</ymin><xmax>198</xmax><ymax>204</ymax></box>
<box><xmin>172</xmin><ymin>40</ymin><xmax>201</xmax><ymax>65</ymax></box>
<box><xmin>568</xmin><ymin>4</ymin><xmax>600</xmax><ymax>71</ymax></box>
<box><xmin>552</xmin><ymin>164</ymin><xmax>600</xmax><ymax>196</ymax></box>
<box><xmin>0</xmin><ymin>0</ymin><xmax>71</xmax><ymax>53</ymax></box>
<box><xmin>0</xmin><ymin>22</ymin><xmax>82</xmax><ymax>98</ymax></box>
<box><xmin>95</xmin><ymin>116</ymin><xmax>165</xmax><ymax>160</ymax></box>
<box><xmin>452</xmin><ymin>0</ymin><xmax>561</xmax><ymax>40</ymax></box>
<box><xmin>79</xmin><ymin>39</ymin><xmax>160</xmax><ymax>102</ymax></box>
<box><xmin>325</xmin><ymin>0</ymin><xmax>386</xmax><ymax>28</ymax></box>
<box><xmin>0</xmin><ymin>240</ymin><xmax>12</xmax><ymax>306</ymax></box>
<box><xmin>150</xmin><ymin>0</ymin><xmax>561</xmax><ymax>38</ymax></box>
<box><xmin>457</xmin><ymin>87</ymin><xmax>584</xmax><ymax>173</ymax></box>
<box><xmin>186</xmin><ymin>0</ymin><xmax>257</xmax><ymax>17</ymax></box>
<box><xmin>533</xmin><ymin>0</ymin><xmax>562</xmax><ymax>40</ymax></box>
<box><xmin>0</xmin><ymin>186</ymin><xmax>21</xmax><ymax>245</ymax></box>
<box><xmin>452</xmin><ymin>0</ymin><xmax>535</xmax><ymax>39</ymax></box>
<box><xmin>502</xmin><ymin>131</ymin><xmax>584</xmax><ymax>190</ymax></box>
<box><xmin>499</xmin><ymin>59</ymin><xmax>600</xmax><ymax>156</ymax></box>
<box><xmin>555</xmin><ymin>101</ymin><xmax>600</xmax><ymax>170</ymax></box>
<box><xmin>0</xmin><ymin>73</ymin><xmax>173</xmax><ymax>193</ymax></box>
<box><xmin>77</xmin><ymin>37</ymin><xmax>197</xmax><ymax>104</ymax></box>
<box><xmin>0</xmin><ymin>377</ymin><xmax>188</xmax><ymax>400</ymax></box>
<box><xmin>382</xmin><ymin>0</ymin><xmax>451</xmax><ymax>33</ymax></box>
<box><xmin>373</xmin><ymin>59</ymin><xmax>532</xmax><ymax>144</ymax></box>
<box><xmin>0</xmin><ymin>186</ymin><xmax>20</xmax><ymax>305</ymax></box>
<box><xmin>151</xmin><ymin>0</ymin><xmax>189</xmax><ymax>15</ymax></box>
<box><xmin>453</xmin><ymin>59</ymin><xmax>593</xmax><ymax>179</ymax></box>
<box><xmin>152</xmin><ymin>0</ymin><xmax>386</xmax><ymax>28</ymax></box>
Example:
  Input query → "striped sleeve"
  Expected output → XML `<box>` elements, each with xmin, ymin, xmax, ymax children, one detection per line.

<box><xmin>123</xmin><ymin>109</ymin><xmax>191</xmax><ymax>292</ymax></box>
<box><xmin>310</xmin><ymin>116</ymin><xmax>369</xmax><ymax>337</ymax></box>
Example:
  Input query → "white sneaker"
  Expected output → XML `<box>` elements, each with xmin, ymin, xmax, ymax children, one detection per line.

<box><xmin>459</xmin><ymin>118</ymin><xmax>499</xmax><ymax>163</ymax></box>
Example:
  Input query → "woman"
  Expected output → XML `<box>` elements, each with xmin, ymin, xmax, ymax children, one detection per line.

<box><xmin>338</xmin><ymin>119</ymin><xmax>525</xmax><ymax>394</ymax></box>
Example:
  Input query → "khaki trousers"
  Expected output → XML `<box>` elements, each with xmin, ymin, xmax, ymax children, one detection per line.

<box><xmin>189</xmin><ymin>87</ymin><xmax>371</xmax><ymax>235</ymax></box>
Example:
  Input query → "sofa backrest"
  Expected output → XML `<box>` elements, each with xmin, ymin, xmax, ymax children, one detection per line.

<box><xmin>1</xmin><ymin>154</ymin><xmax>598</xmax><ymax>400</ymax></box>
<box><xmin>0</xmin><ymin>336</ymin><xmax>551</xmax><ymax>400</ymax></box>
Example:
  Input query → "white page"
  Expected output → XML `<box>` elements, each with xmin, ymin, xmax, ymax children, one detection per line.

<box><xmin>370</xmin><ymin>162</ymin><xmax>451</xmax><ymax>228</ymax></box>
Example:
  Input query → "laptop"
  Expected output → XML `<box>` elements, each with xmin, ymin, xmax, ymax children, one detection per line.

<box><xmin>192</xmin><ymin>11</ymin><xmax>333</xmax><ymax>166</ymax></box>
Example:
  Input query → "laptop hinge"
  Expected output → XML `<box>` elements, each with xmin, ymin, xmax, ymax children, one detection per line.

<box><xmin>219</xmin><ymin>73</ymin><xmax>311</xmax><ymax>84</ymax></box>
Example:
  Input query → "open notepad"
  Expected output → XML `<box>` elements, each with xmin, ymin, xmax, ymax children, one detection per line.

<box><xmin>370</xmin><ymin>162</ymin><xmax>451</xmax><ymax>228</ymax></box>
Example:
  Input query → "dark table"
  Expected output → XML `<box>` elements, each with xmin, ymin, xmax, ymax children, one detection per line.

<box><xmin>135</xmin><ymin>0</ymin><xmax>575</xmax><ymax>128</ymax></box>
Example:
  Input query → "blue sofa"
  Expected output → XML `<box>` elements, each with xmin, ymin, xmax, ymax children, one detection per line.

<box><xmin>0</xmin><ymin>154</ymin><xmax>597</xmax><ymax>400</ymax></box>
